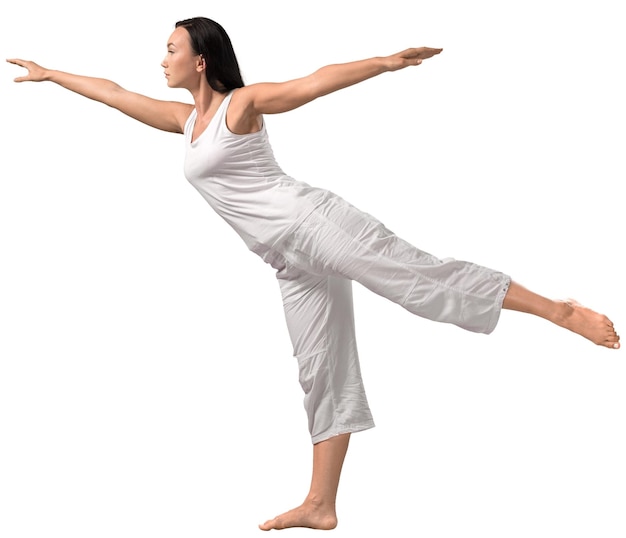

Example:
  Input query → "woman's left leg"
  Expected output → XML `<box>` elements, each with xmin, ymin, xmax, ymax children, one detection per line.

<box><xmin>258</xmin><ymin>261</ymin><xmax>374</xmax><ymax>530</ymax></box>
<box><xmin>274</xmin><ymin>265</ymin><xmax>375</xmax><ymax>444</ymax></box>
<box><xmin>259</xmin><ymin>433</ymin><xmax>351</xmax><ymax>531</ymax></box>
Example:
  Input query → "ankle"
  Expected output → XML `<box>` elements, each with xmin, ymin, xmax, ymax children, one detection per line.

<box><xmin>304</xmin><ymin>493</ymin><xmax>335</xmax><ymax>511</ymax></box>
<box><xmin>551</xmin><ymin>299</ymin><xmax>573</xmax><ymax>326</ymax></box>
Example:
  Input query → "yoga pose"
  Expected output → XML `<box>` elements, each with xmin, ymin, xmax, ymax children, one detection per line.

<box><xmin>8</xmin><ymin>16</ymin><xmax>619</xmax><ymax>532</ymax></box>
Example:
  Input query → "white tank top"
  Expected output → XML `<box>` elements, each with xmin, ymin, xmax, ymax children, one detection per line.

<box><xmin>183</xmin><ymin>91</ymin><xmax>327</xmax><ymax>253</ymax></box>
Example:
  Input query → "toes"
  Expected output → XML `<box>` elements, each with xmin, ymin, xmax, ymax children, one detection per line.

<box><xmin>603</xmin><ymin>333</ymin><xmax>620</xmax><ymax>349</ymax></box>
<box><xmin>259</xmin><ymin>518</ymin><xmax>274</xmax><ymax>531</ymax></box>
<box><xmin>259</xmin><ymin>517</ymin><xmax>285</xmax><ymax>531</ymax></box>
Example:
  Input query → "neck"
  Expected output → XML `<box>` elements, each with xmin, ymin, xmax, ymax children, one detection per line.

<box><xmin>190</xmin><ymin>81</ymin><xmax>226</xmax><ymax>118</ymax></box>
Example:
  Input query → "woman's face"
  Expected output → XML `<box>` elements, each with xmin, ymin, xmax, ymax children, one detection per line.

<box><xmin>161</xmin><ymin>26</ymin><xmax>203</xmax><ymax>89</ymax></box>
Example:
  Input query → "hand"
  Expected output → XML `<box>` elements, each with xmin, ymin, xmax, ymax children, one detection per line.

<box><xmin>6</xmin><ymin>58</ymin><xmax>50</xmax><ymax>82</ymax></box>
<box><xmin>385</xmin><ymin>47</ymin><xmax>443</xmax><ymax>71</ymax></box>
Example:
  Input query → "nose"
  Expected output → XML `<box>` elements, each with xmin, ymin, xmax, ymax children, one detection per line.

<box><xmin>161</xmin><ymin>56</ymin><xmax>168</xmax><ymax>68</ymax></box>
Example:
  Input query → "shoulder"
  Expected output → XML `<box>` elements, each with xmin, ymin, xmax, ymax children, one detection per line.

<box><xmin>172</xmin><ymin>102</ymin><xmax>195</xmax><ymax>132</ymax></box>
<box><xmin>226</xmin><ymin>87</ymin><xmax>263</xmax><ymax>135</ymax></box>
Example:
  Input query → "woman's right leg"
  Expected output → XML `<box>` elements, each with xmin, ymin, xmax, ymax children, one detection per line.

<box><xmin>502</xmin><ymin>281</ymin><xmax>620</xmax><ymax>348</ymax></box>
<box><xmin>283</xmin><ymin>195</ymin><xmax>511</xmax><ymax>334</ymax></box>
<box><xmin>281</xmin><ymin>194</ymin><xmax>619</xmax><ymax>349</ymax></box>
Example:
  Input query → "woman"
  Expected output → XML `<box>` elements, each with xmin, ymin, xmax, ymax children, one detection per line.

<box><xmin>7</xmin><ymin>16</ymin><xmax>619</xmax><ymax>532</ymax></box>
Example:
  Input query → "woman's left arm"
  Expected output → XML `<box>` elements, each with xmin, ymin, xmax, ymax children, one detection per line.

<box><xmin>241</xmin><ymin>47</ymin><xmax>442</xmax><ymax>116</ymax></box>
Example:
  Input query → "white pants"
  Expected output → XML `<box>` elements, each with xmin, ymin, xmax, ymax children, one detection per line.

<box><xmin>261</xmin><ymin>193</ymin><xmax>511</xmax><ymax>444</ymax></box>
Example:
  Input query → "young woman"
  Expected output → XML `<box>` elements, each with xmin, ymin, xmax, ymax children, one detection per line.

<box><xmin>7</xmin><ymin>16</ymin><xmax>619</xmax><ymax>532</ymax></box>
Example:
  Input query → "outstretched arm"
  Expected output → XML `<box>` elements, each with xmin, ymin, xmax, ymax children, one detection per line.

<box><xmin>239</xmin><ymin>47</ymin><xmax>443</xmax><ymax>116</ymax></box>
<box><xmin>7</xmin><ymin>59</ymin><xmax>192</xmax><ymax>134</ymax></box>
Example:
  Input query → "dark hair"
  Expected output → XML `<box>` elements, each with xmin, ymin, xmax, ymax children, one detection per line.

<box><xmin>175</xmin><ymin>17</ymin><xmax>244</xmax><ymax>92</ymax></box>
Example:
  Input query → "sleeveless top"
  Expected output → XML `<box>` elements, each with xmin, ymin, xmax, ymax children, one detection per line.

<box><xmin>183</xmin><ymin>91</ymin><xmax>327</xmax><ymax>255</ymax></box>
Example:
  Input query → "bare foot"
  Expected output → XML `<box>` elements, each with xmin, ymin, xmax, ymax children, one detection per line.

<box><xmin>556</xmin><ymin>299</ymin><xmax>620</xmax><ymax>349</ymax></box>
<box><xmin>259</xmin><ymin>499</ymin><xmax>338</xmax><ymax>531</ymax></box>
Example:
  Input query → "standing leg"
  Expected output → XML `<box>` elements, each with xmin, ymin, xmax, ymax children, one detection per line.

<box><xmin>259</xmin><ymin>433</ymin><xmax>350</xmax><ymax>531</ymax></box>
<box><xmin>258</xmin><ymin>260</ymin><xmax>374</xmax><ymax>530</ymax></box>
<box><xmin>275</xmin><ymin>267</ymin><xmax>375</xmax><ymax>443</ymax></box>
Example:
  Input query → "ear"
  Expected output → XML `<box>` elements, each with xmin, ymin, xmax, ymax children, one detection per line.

<box><xmin>197</xmin><ymin>55</ymin><xmax>206</xmax><ymax>72</ymax></box>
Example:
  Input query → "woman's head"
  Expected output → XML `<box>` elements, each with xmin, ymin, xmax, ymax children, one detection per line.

<box><xmin>174</xmin><ymin>17</ymin><xmax>244</xmax><ymax>92</ymax></box>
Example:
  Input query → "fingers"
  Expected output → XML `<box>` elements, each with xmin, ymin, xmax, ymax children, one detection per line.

<box><xmin>417</xmin><ymin>47</ymin><xmax>443</xmax><ymax>59</ymax></box>
<box><xmin>6</xmin><ymin>58</ymin><xmax>26</xmax><ymax>67</ymax></box>
<box><xmin>397</xmin><ymin>47</ymin><xmax>443</xmax><ymax>67</ymax></box>
<box><xmin>7</xmin><ymin>58</ymin><xmax>41</xmax><ymax>82</ymax></box>
<box><xmin>7</xmin><ymin>59</ymin><xmax>27</xmax><ymax>82</ymax></box>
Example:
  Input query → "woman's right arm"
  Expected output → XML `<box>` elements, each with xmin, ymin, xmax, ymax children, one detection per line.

<box><xmin>7</xmin><ymin>59</ymin><xmax>193</xmax><ymax>134</ymax></box>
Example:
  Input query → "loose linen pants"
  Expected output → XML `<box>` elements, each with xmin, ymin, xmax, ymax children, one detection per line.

<box><xmin>266</xmin><ymin>193</ymin><xmax>511</xmax><ymax>444</ymax></box>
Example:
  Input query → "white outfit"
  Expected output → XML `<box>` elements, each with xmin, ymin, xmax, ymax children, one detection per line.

<box><xmin>184</xmin><ymin>91</ymin><xmax>511</xmax><ymax>443</ymax></box>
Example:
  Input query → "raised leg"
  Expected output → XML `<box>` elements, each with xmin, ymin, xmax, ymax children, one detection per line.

<box><xmin>280</xmin><ymin>194</ymin><xmax>511</xmax><ymax>335</ymax></box>
<box><xmin>503</xmin><ymin>281</ymin><xmax>620</xmax><ymax>349</ymax></box>
<box><xmin>279</xmin><ymin>194</ymin><xmax>620</xmax><ymax>349</ymax></box>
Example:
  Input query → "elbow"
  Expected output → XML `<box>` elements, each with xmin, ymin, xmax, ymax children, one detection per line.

<box><xmin>103</xmin><ymin>81</ymin><xmax>127</xmax><ymax>107</ymax></box>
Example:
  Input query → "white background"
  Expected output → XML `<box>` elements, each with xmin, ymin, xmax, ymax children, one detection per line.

<box><xmin>1</xmin><ymin>1</ymin><xmax>624</xmax><ymax>537</ymax></box>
